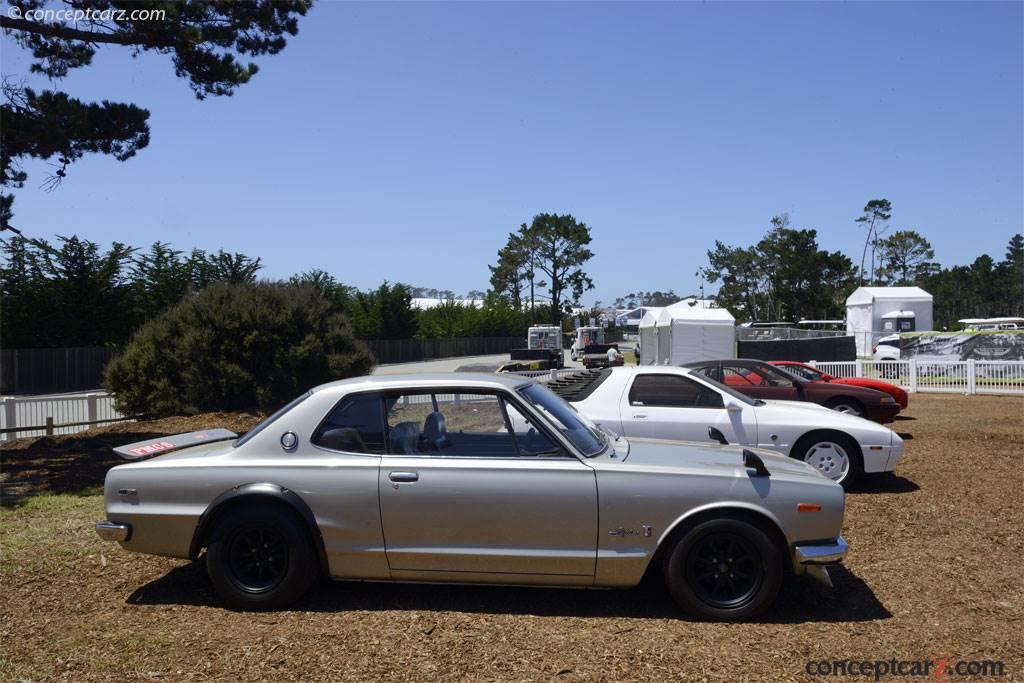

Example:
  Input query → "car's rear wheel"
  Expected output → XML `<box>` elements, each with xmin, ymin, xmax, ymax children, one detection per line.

<box><xmin>206</xmin><ymin>504</ymin><xmax>318</xmax><ymax>610</ymax></box>
<box><xmin>824</xmin><ymin>397</ymin><xmax>864</xmax><ymax>416</ymax></box>
<box><xmin>791</xmin><ymin>432</ymin><xmax>863</xmax><ymax>489</ymax></box>
<box><xmin>664</xmin><ymin>517</ymin><xmax>782</xmax><ymax>622</ymax></box>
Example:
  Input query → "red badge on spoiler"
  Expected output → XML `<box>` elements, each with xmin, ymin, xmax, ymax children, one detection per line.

<box><xmin>127</xmin><ymin>441</ymin><xmax>176</xmax><ymax>456</ymax></box>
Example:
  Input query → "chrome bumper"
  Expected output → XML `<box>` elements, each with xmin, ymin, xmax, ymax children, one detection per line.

<box><xmin>793</xmin><ymin>536</ymin><xmax>849</xmax><ymax>588</ymax></box>
<box><xmin>794</xmin><ymin>536</ymin><xmax>849</xmax><ymax>565</ymax></box>
<box><xmin>95</xmin><ymin>520</ymin><xmax>131</xmax><ymax>543</ymax></box>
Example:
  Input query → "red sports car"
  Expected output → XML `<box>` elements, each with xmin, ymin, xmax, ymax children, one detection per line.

<box><xmin>684</xmin><ymin>359</ymin><xmax>902</xmax><ymax>423</ymax></box>
<box><xmin>770</xmin><ymin>360</ymin><xmax>909</xmax><ymax>409</ymax></box>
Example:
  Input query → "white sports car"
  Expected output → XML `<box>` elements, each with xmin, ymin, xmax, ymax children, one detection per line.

<box><xmin>546</xmin><ymin>366</ymin><xmax>904</xmax><ymax>489</ymax></box>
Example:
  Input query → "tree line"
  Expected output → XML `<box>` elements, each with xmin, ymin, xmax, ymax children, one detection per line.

<box><xmin>0</xmin><ymin>235</ymin><xmax>555</xmax><ymax>349</ymax></box>
<box><xmin>702</xmin><ymin>201</ymin><xmax>1022</xmax><ymax>328</ymax></box>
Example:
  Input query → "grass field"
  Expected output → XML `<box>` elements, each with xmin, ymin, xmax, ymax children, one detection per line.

<box><xmin>1</xmin><ymin>395</ymin><xmax>1022</xmax><ymax>681</ymax></box>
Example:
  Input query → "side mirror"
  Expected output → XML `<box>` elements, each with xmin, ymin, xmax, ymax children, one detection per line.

<box><xmin>743</xmin><ymin>449</ymin><xmax>771</xmax><ymax>477</ymax></box>
<box><xmin>708</xmin><ymin>427</ymin><xmax>728</xmax><ymax>445</ymax></box>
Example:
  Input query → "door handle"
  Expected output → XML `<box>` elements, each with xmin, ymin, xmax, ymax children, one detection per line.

<box><xmin>389</xmin><ymin>471</ymin><xmax>419</xmax><ymax>483</ymax></box>
<box><xmin>633</xmin><ymin>413</ymin><xmax>648</xmax><ymax>419</ymax></box>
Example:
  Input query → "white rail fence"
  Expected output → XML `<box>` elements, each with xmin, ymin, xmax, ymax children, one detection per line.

<box><xmin>808</xmin><ymin>360</ymin><xmax>1024</xmax><ymax>395</ymax></box>
<box><xmin>1</xmin><ymin>392</ymin><xmax>131</xmax><ymax>442</ymax></box>
<box><xmin>3</xmin><ymin>361</ymin><xmax>1018</xmax><ymax>442</ymax></box>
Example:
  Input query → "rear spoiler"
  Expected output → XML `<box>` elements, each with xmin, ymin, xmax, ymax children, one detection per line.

<box><xmin>113</xmin><ymin>429</ymin><xmax>238</xmax><ymax>461</ymax></box>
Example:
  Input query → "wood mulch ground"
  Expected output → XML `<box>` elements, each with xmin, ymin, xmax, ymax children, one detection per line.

<box><xmin>1</xmin><ymin>394</ymin><xmax>1021</xmax><ymax>681</ymax></box>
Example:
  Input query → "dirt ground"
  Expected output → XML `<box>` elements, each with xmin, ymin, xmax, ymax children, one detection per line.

<box><xmin>1</xmin><ymin>394</ymin><xmax>1022</xmax><ymax>682</ymax></box>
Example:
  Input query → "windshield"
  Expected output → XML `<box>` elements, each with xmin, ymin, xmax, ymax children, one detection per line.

<box><xmin>517</xmin><ymin>382</ymin><xmax>607</xmax><ymax>457</ymax></box>
<box><xmin>690</xmin><ymin>373</ymin><xmax>761</xmax><ymax>406</ymax></box>
<box><xmin>758</xmin><ymin>363</ymin><xmax>808</xmax><ymax>384</ymax></box>
<box><xmin>234</xmin><ymin>391</ymin><xmax>311</xmax><ymax>447</ymax></box>
<box><xmin>780</xmin><ymin>363</ymin><xmax>824</xmax><ymax>381</ymax></box>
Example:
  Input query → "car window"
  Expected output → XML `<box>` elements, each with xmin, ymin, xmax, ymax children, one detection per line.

<box><xmin>688</xmin><ymin>373</ymin><xmax>760</xmax><ymax>406</ymax></box>
<box><xmin>779</xmin><ymin>364</ymin><xmax>822</xmax><ymax>381</ymax></box>
<box><xmin>725</xmin><ymin>364</ymin><xmax>794</xmax><ymax>388</ymax></box>
<box><xmin>312</xmin><ymin>393</ymin><xmax>385</xmax><ymax>454</ymax></box>
<box><xmin>518</xmin><ymin>383</ymin><xmax>606</xmax><ymax>457</ymax></box>
<box><xmin>628</xmin><ymin>374</ymin><xmax>724</xmax><ymax>408</ymax></box>
<box><xmin>382</xmin><ymin>390</ymin><xmax>559</xmax><ymax>458</ymax></box>
<box><xmin>503</xmin><ymin>401</ymin><xmax>563</xmax><ymax>456</ymax></box>
<box><xmin>721</xmin><ymin>366</ymin><xmax>764</xmax><ymax>386</ymax></box>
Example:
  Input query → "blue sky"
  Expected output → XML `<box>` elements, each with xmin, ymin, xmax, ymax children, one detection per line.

<box><xmin>2</xmin><ymin>1</ymin><xmax>1022</xmax><ymax>305</ymax></box>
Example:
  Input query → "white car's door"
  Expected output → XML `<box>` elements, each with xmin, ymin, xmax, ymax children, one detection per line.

<box><xmin>619</xmin><ymin>373</ymin><xmax>758</xmax><ymax>446</ymax></box>
<box><xmin>377</xmin><ymin>389</ymin><xmax>598</xmax><ymax>583</ymax></box>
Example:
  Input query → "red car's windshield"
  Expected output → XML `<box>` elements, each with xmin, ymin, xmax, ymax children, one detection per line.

<box><xmin>778</xmin><ymin>363</ymin><xmax>826</xmax><ymax>382</ymax></box>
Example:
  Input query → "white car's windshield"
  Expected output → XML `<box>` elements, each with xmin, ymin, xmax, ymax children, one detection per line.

<box><xmin>518</xmin><ymin>382</ymin><xmax>607</xmax><ymax>457</ymax></box>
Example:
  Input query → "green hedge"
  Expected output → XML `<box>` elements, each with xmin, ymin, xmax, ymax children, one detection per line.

<box><xmin>105</xmin><ymin>282</ymin><xmax>374</xmax><ymax>417</ymax></box>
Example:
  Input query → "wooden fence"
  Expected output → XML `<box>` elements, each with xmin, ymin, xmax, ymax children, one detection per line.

<box><xmin>0</xmin><ymin>347</ymin><xmax>116</xmax><ymax>396</ymax></box>
<box><xmin>362</xmin><ymin>336</ymin><xmax>525</xmax><ymax>364</ymax></box>
<box><xmin>1</xmin><ymin>337</ymin><xmax>529</xmax><ymax>395</ymax></box>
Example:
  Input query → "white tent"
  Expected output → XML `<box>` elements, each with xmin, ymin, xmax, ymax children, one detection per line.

<box><xmin>655</xmin><ymin>304</ymin><xmax>736</xmax><ymax>365</ymax></box>
<box><xmin>637</xmin><ymin>310</ymin><xmax>662</xmax><ymax>365</ymax></box>
<box><xmin>846</xmin><ymin>286</ymin><xmax>933</xmax><ymax>355</ymax></box>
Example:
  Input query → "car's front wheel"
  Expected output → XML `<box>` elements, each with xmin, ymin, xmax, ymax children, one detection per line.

<box><xmin>664</xmin><ymin>517</ymin><xmax>783</xmax><ymax>622</ymax></box>
<box><xmin>205</xmin><ymin>504</ymin><xmax>318</xmax><ymax>610</ymax></box>
<box><xmin>824</xmin><ymin>397</ymin><xmax>864</xmax><ymax>417</ymax></box>
<box><xmin>791</xmin><ymin>432</ymin><xmax>863</xmax><ymax>489</ymax></box>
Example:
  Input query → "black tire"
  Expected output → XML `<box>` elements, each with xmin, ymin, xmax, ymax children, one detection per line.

<box><xmin>791</xmin><ymin>431</ymin><xmax>863</xmax><ymax>490</ymax></box>
<box><xmin>205</xmin><ymin>504</ymin><xmax>318</xmax><ymax>610</ymax></box>
<box><xmin>663</xmin><ymin>516</ymin><xmax>783</xmax><ymax>622</ymax></box>
<box><xmin>824</xmin><ymin>397</ymin><xmax>864</xmax><ymax>417</ymax></box>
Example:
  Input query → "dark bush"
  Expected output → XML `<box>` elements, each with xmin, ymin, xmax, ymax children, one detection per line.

<box><xmin>105</xmin><ymin>282</ymin><xmax>375</xmax><ymax>417</ymax></box>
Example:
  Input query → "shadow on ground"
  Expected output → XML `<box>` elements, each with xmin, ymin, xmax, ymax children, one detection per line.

<box><xmin>0</xmin><ymin>431</ymin><xmax>167</xmax><ymax>507</ymax></box>
<box><xmin>852</xmin><ymin>473</ymin><xmax>920</xmax><ymax>494</ymax></box>
<box><xmin>128</xmin><ymin>562</ymin><xmax>890</xmax><ymax>624</ymax></box>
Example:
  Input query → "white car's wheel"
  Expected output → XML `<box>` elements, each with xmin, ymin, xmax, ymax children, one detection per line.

<box><xmin>791</xmin><ymin>433</ymin><xmax>863</xmax><ymax>490</ymax></box>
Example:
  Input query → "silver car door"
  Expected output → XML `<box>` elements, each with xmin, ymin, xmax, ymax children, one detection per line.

<box><xmin>377</xmin><ymin>390</ymin><xmax>597</xmax><ymax>583</ymax></box>
<box><xmin>619</xmin><ymin>373</ymin><xmax>757</xmax><ymax>446</ymax></box>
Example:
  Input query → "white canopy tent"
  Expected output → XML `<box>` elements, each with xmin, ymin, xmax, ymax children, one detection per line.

<box><xmin>654</xmin><ymin>304</ymin><xmax>736</xmax><ymax>365</ymax></box>
<box><xmin>846</xmin><ymin>286</ymin><xmax>933</xmax><ymax>355</ymax></box>
<box><xmin>637</xmin><ymin>310</ymin><xmax>663</xmax><ymax>365</ymax></box>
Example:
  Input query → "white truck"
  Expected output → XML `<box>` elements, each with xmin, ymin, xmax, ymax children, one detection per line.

<box><xmin>570</xmin><ymin>326</ymin><xmax>605</xmax><ymax>361</ymax></box>
<box><xmin>508</xmin><ymin>325</ymin><xmax>564</xmax><ymax>369</ymax></box>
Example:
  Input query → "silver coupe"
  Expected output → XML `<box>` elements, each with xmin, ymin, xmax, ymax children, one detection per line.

<box><xmin>96</xmin><ymin>373</ymin><xmax>848</xmax><ymax>621</ymax></box>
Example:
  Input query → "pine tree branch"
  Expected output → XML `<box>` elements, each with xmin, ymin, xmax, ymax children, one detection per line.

<box><xmin>0</xmin><ymin>17</ymin><xmax>173</xmax><ymax>47</ymax></box>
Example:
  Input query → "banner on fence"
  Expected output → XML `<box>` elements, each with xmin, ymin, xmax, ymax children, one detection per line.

<box><xmin>899</xmin><ymin>332</ymin><xmax>1024</xmax><ymax>364</ymax></box>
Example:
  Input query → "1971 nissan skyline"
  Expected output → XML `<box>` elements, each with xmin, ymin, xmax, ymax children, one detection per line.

<box><xmin>96</xmin><ymin>373</ymin><xmax>848</xmax><ymax>621</ymax></box>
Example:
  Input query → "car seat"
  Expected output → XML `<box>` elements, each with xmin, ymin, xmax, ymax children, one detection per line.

<box><xmin>420</xmin><ymin>412</ymin><xmax>450</xmax><ymax>452</ymax></box>
<box><xmin>388</xmin><ymin>422</ymin><xmax>420</xmax><ymax>455</ymax></box>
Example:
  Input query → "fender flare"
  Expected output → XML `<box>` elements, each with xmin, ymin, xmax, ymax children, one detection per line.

<box><xmin>189</xmin><ymin>483</ymin><xmax>330</xmax><ymax>576</ymax></box>
<box><xmin>656</xmin><ymin>501</ymin><xmax>790</xmax><ymax>547</ymax></box>
<box><xmin>649</xmin><ymin>501</ymin><xmax>793</xmax><ymax>575</ymax></box>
